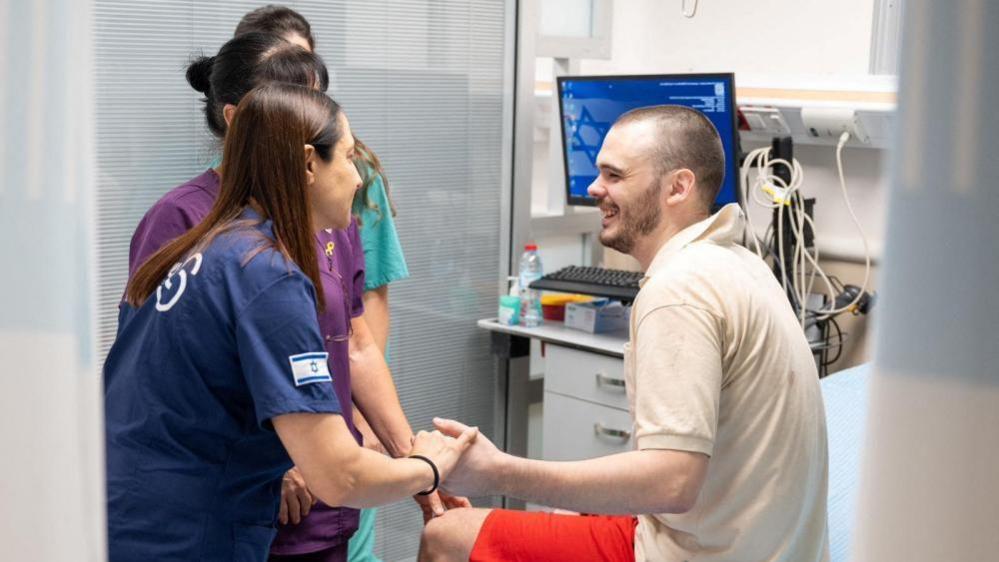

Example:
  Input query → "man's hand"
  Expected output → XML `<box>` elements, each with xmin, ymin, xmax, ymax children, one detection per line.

<box><xmin>279</xmin><ymin>467</ymin><xmax>316</xmax><ymax>525</ymax></box>
<box><xmin>432</xmin><ymin>417</ymin><xmax>505</xmax><ymax>498</ymax></box>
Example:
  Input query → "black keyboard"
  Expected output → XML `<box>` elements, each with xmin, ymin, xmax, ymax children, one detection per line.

<box><xmin>530</xmin><ymin>266</ymin><xmax>644</xmax><ymax>302</ymax></box>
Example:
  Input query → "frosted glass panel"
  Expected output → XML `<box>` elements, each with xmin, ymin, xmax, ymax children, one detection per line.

<box><xmin>1</xmin><ymin>0</ymin><xmax>105</xmax><ymax>560</ymax></box>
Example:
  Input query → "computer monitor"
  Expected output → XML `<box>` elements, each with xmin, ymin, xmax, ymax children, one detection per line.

<box><xmin>557</xmin><ymin>73</ymin><xmax>740</xmax><ymax>209</ymax></box>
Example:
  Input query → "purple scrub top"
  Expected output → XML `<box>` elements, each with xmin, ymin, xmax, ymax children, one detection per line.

<box><xmin>128</xmin><ymin>169</ymin><xmax>365</xmax><ymax>553</ymax></box>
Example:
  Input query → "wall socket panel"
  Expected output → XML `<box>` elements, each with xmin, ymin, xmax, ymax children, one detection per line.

<box><xmin>741</xmin><ymin>106</ymin><xmax>792</xmax><ymax>135</ymax></box>
<box><xmin>738</xmin><ymin>104</ymin><xmax>891</xmax><ymax>149</ymax></box>
<box><xmin>800</xmin><ymin>107</ymin><xmax>871</xmax><ymax>144</ymax></box>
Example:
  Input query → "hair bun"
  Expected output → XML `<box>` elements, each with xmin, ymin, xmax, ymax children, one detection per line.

<box><xmin>186</xmin><ymin>55</ymin><xmax>215</xmax><ymax>95</ymax></box>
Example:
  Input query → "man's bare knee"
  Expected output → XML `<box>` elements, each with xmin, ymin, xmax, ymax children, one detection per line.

<box><xmin>419</xmin><ymin>508</ymin><xmax>491</xmax><ymax>562</ymax></box>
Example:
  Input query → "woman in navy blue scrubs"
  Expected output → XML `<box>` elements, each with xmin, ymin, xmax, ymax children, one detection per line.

<box><xmin>103</xmin><ymin>83</ymin><xmax>476</xmax><ymax>562</ymax></box>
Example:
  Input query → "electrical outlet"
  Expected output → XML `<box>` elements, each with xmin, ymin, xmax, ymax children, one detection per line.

<box><xmin>801</xmin><ymin>107</ymin><xmax>870</xmax><ymax>143</ymax></box>
<box><xmin>739</xmin><ymin>106</ymin><xmax>791</xmax><ymax>135</ymax></box>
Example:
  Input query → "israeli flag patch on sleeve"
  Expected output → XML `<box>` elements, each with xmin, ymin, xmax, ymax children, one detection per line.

<box><xmin>288</xmin><ymin>352</ymin><xmax>332</xmax><ymax>386</ymax></box>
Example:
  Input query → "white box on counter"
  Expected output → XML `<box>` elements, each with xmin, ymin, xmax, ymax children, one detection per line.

<box><xmin>564</xmin><ymin>300</ymin><xmax>631</xmax><ymax>333</ymax></box>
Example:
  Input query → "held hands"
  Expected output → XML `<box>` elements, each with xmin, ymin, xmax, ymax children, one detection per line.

<box><xmin>278</xmin><ymin>467</ymin><xmax>316</xmax><ymax>525</ymax></box>
<box><xmin>409</xmin><ymin>425</ymin><xmax>478</xmax><ymax>484</ymax></box>
<box><xmin>409</xmin><ymin>425</ymin><xmax>478</xmax><ymax>521</ymax></box>
<box><xmin>432</xmin><ymin>417</ymin><xmax>505</xmax><ymax>498</ymax></box>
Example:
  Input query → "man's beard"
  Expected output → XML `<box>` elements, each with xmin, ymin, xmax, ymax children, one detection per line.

<box><xmin>599</xmin><ymin>179</ymin><xmax>662</xmax><ymax>254</ymax></box>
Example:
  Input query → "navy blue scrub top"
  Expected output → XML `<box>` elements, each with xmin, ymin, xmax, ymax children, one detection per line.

<box><xmin>104</xmin><ymin>212</ymin><xmax>342</xmax><ymax>562</ymax></box>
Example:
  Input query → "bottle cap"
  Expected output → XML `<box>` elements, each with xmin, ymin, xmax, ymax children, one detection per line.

<box><xmin>524</xmin><ymin>243</ymin><xmax>538</xmax><ymax>251</ymax></box>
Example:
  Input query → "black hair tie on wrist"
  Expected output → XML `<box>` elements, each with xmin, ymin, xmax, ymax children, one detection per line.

<box><xmin>409</xmin><ymin>454</ymin><xmax>440</xmax><ymax>496</ymax></box>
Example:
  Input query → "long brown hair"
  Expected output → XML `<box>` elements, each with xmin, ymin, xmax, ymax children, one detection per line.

<box><xmin>126</xmin><ymin>83</ymin><xmax>345</xmax><ymax>311</ymax></box>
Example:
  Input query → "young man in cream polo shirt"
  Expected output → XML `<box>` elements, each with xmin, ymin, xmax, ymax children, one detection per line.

<box><xmin>419</xmin><ymin>105</ymin><xmax>830</xmax><ymax>562</ymax></box>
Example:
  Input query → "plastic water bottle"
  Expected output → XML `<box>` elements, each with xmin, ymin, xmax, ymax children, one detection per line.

<box><xmin>518</xmin><ymin>243</ymin><xmax>544</xmax><ymax>327</ymax></box>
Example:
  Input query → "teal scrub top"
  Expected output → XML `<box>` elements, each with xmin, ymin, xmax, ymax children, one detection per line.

<box><xmin>353</xmin><ymin>172</ymin><xmax>409</xmax><ymax>291</ymax></box>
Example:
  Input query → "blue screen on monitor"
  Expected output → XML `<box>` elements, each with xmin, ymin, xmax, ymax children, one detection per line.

<box><xmin>558</xmin><ymin>74</ymin><xmax>739</xmax><ymax>208</ymax></box>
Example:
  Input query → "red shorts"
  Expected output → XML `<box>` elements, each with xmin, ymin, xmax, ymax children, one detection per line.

<box><xmin>469</xmin><ymin>510</ymin><xmax>637</xmax><ymax>562</ymax></box>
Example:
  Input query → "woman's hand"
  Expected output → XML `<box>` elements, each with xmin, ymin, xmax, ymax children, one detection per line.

<box><xmin>413</xmin><ymin>491</ymin><xmax>444</xmax><ymax>523</ymax></box>
<box><xmin>409</xmin><ymin>427</ymin><xmax>478</xmax><ymax>489</ymax></box>
<box><xmin>278</xmin><ymin>467</ymin><xmax>316</xmax><ymax>525</ymax></box>
<box><xmin>440</xmin><ymin>491</ymin><xmax>472</xmax><ymax>509</ymax></box>
<box><xmin>412</xmin><ymin>490</ymin><xmax>474</xmax><ymax>523</ymax></box>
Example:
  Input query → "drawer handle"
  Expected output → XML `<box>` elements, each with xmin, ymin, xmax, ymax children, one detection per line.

<box><xmin>595</xmin><ymin>372</ymin><xmax>626</xmax><ymax>390</ymax></box>
<box><xmin>593</xmin><ymin>422</ymin><xmax>631</xmax><ymax>441</ymax></box>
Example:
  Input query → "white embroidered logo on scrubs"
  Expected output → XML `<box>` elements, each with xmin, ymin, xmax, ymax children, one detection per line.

<box><xmin>155</xmin><ymin>253</ymin><xmax>203</xmax><ymax>312</ymax></box>
<box><xmin>288</xmin><ymin>352</ymin><xmax>332</xmax><ymax>386</ymax></box>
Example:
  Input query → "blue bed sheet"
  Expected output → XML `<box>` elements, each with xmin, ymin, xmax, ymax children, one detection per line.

<box><xmin>821</xmin><ymin>363</ymin><xmax>872</xmax><ymax>562</ymax></box>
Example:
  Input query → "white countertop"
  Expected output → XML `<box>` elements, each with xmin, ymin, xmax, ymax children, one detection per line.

<box><xmin>477</xmin><ymin>318</ymin><xmax>627</xmax><ymax>357</ymax></box>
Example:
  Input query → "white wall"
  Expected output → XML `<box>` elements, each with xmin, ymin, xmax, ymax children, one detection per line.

<box><xmin>580</xmin><ymin>0</ymin><xmax>876</xmax><ymax>77</ymax></box>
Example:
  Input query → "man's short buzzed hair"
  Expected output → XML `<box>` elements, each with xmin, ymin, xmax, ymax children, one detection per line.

<box><xmin>615</xmin><ymin>105</ymin><xmax>726</xmax><ymax>210</ymax></box>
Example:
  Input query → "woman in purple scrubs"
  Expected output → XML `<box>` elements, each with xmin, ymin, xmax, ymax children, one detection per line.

<box><xmin>127</xmin><ymin>32</ymin><xmax>454</xmax><ymax>562</ymax></box>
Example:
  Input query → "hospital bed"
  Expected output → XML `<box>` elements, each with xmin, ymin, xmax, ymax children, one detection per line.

<box><xmin>822</xmin><ymin>363</ymin><xmax>871</xmax><ymax>562</ymax></box>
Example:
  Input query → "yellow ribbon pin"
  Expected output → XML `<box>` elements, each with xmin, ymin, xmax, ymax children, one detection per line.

<box><xmin>325</xmin><ymin>241</ymin><xmax>335</xmax><ymax>256</ymax></box>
